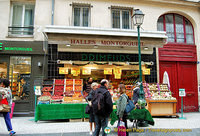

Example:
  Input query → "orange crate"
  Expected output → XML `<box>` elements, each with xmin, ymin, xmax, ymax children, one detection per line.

<box><xmin>66</xmin><ymin>86</ymin><xmax>73</xmax><ymax>91</ymax></box>
<box><xmin>66</xmin><ymin>79</ymin><xmax>73</xmax><ymax>85</ymax></box>
<box><xmin>75</xmin><ymin>79</ymin><xmax>82</xmax><ymax>85</ymax></box>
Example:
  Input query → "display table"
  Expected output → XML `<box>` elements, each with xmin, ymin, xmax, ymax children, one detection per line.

<box><xmin>35</xmin><ymin>103</ymin><xmax>88</xmax><ymax>122</ymax></box>
<box><xmin>110</xmin><ymin>108</ymin><xmax>154</xmax><ymax>126</ymax></box>
<box><xmin>146</xmin><ymin>99</ymin><xmax>177</xmax><ymax>116</ymax></box>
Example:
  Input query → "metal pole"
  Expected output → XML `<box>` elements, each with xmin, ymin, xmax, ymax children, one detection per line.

<box><xmin>137</xmin><ymin>25</ymin><xmax>144</xmax><ymax>99</ymax></box>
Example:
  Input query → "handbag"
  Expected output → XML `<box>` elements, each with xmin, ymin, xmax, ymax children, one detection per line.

<box><xmin>85</xmin><ymin>104</ymin><xmax>90</xmax><ymax>114</ymax></box>
<box><xmin>0</xmin><ymin>104</ymin><xmax>11</xmax><ymax>112</ymax></box>
<box><xmin>118</xmin><ymin>121</ymin><xmax>126</xmax><ymax>136</ymax></box>
<box><xmin>125</xmin><ymin>98</ymin><xmax>135</xmax><ymax>113</ymax></box>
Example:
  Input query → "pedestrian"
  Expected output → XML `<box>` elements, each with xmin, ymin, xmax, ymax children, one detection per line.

<box><xmin>83</xmin><ymin>77</ymin><xmax>93</xmax><ymax>95</ymax></box>
<box><xmin>0</xmin><ymin>78</ymin><xmax>16</xmax><ymax>136</ymax></box>
<box><xmin>132</xmin><ymin>82</ymin><xmax>140</xmax><ymax>105</ymax></box>
<box><xmin>117</xmin><ymin>84</ymin><xmax>129</xmax><ymax>136</ymax></box>
<box><xmin>86</xmin><ymin>82</ymin><xmax>99</xmax><ymax>136</ymax></box>
<box><xmin>93</xmin><ymin>79</ymin><xmax>113</xmax><ymax>136</ymax></box>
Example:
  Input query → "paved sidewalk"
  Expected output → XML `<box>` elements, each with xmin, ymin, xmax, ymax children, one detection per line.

<box><xmin>0</xmin><ymin>112</ymin><xmax>200</xmax><ymax>135</ymax></box>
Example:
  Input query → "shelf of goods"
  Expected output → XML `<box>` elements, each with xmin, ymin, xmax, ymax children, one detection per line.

<box><xmin>37</xmin><ymin>79</ymin><xmax>84</xmax><ymax>105</ymax></box>
<box><xmin>143</xmin><ymin>83</ymin><xmax>177</xmax><ymax>117</ymax></box>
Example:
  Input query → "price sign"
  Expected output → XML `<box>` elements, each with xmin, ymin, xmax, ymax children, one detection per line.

<box><xmin>71</xmin><ymin>68</ymin><xmax>80</xmax><ymax>76</ymax></box>
<box><xmin>179</xmin><ymin>89</ymin><xmax>186</xmax><ymax>97</ymax></box>
<box><xmin>59</xmin><ymin>67</ymin><xmax>68</xmax><ymax>74</ymax></box>
<box><xmin>143</xmin><ymin>68</ymin><xmax>150</xmax><ymax>75</ymax></box>
<box><xmin>82</xmin><ymin>68</ymin><xmax>91</xmax><ymax>75</ymax></box>
<box><xmin>104</xmin><ymin>68</ymin><xmax>112</xmax><ymax>75</ymax></box>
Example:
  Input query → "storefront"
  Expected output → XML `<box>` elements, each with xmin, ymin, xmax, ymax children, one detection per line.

<box><xmin>0</xmin><ymin>41</ymin><xmax>47</xmax><ymax>116</ymax></box>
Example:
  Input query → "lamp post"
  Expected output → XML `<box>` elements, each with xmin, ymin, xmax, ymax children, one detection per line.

<box><xmin>133</xmin><ymin>9</ymin><xmax>146</xmax><ymax>103</ymax></box>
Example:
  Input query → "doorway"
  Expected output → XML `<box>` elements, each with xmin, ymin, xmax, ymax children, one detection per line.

<box><xmin>159</xmin><ymin>61</ymin><xmax>198</xmax><ymax>112</ymax></box>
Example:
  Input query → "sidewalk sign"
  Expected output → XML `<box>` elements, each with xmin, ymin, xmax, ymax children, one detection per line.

<box><xmin>179</xmin><ymin>88</ymin><xmax>186</xmax><ymax>120</ymax></box>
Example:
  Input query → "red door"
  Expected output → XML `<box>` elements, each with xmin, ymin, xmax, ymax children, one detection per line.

<box><xmin>159</xmin><ymin>62</ymin><xmax>179</xmax><ymax>112</ymax></box>
<box><xmin>160</xmin><ymin>61</ymin><xmax>198</xmax><ymax>112</ymax></box>
<box><xmin>177</xmin><ymin>62</ymin><xmax>198</xmax><ymax>112</ymax></box>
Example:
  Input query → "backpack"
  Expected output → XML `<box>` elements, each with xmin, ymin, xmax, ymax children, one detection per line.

<box><xmin>92</xmin><ymin>91</ymin><xmax>107</xmax><ymax>116</ymax></box>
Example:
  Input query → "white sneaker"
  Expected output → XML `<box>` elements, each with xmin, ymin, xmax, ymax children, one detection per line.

<box><xmin>89</xmin><ymin>131</ymin><xmax>92</xmax><ymax>136</ymax></box>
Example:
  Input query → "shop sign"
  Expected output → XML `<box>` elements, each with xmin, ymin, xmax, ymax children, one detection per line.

<box><xmin>71</xmin><ymin>68</ymin><xmax>80</xmax><ymax>76</ymax></box>
<box><xmin>82</xmin><ymin>68</ymin><xmax>91</xmax><ymax>75</ymax></box>
<box><xmin>179</xmin><ymin>89</ymin><xmax>186</xmax><ymax>97</ymax></box>
<box><xmin>104</xmin><ymin>68</ymin><xmax>112</xmax><ymax>75</ymax></box>
<box><xmin>59</xmin><ymin>67</ymin><xmax>68</xmax><ymax>74</ymax></box>
<box><xmin>143</xmin><ymin>68</ymin><xmax>151</xmax><ymax>75</ymax></box>
<box><xmin>70</xmin><ymin>39</ymin><xmax>144</xmax><ymax>47</ymax></box>
<box><xmin>82</xmin><ymin>54</ymin><xmax>131</xmax><ymax>62</ymax></box>
<box><xmin>0</xmin><ymin>42</ymin><xmax>33</xmax><ymax>51</ymax></box>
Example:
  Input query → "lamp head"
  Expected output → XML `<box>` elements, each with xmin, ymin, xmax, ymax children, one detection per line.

<box><xmin>133</xmin><ymin>9</ymin><xmax>144</xmax><ymax>26</ymax></box>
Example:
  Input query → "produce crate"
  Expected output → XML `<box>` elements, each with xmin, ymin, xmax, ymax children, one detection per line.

<box><xmin>54</xmin><ymin>91</ymin><xmax>64</xmax><ymax>96</ymax></box>
<box><xmin>74</xmin><ymin>86</ymin><xmax>82</xmax><ymax>91</ymax></box>
<box><xmin>75</xmin><ymin>79</ymin><xmax>83</xmax><ymax>85</ymax></box>
<box><xmin>54</xmin><ymin>86</ymin><xmax>64</xmax><ymax>91</ymax></box>
<box><xmin>55</xmin><ymin>79</ymin><xmax>65</xmax><ymax>85</ymax></box>
<box><xmin>66</xmin><ymin>86</ymin><xmax>73</xmax><ymax>91</ymax></box>
<box><xmin>66</xmin><ymin>79</ymin><xmax>73</xmax><ymax>85</ymax></box>
<box><xmin>42</xmin><ymin>87</ymin><xmax>53</xmax><ymax>92</ymax></box>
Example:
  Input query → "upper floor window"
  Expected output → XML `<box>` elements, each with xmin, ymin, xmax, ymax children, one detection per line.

<box><xmin>73</xmin><ymin>5</ymin><xmax>90</xmax><ymax>27</ymax></box>
<box><xmin>157</xmin><ymin>14</ymin><xmax>194</xmax><ymax>44</ymax></box>
<box><xmin>112</xmin><ymin>9</ymin><xmax>131</xmax><ymax>29</ymax></box>
<box><xmin>9</xmin><ymin>3</ymin><xmax>34</xmax><ymax>36</ymax></box>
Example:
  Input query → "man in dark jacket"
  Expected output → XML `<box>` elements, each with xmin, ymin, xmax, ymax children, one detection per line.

<box><xmin>93</xmin><ymin>79</ymin><xmax>113</xmax><ymax>136</ymax></box>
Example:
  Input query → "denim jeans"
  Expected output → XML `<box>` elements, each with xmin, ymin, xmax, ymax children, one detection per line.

<box><xmin>0</xmin><ymin>112</ymin><xmax>13</xmax><ymax>131</ymax></box>
<box><xmin>93</xmin><ymin>115</ymin><xmax>109</xmax><ymax>136</ymax></box>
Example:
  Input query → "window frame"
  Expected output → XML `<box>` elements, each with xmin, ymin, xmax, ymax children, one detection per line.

<box><xmin>111</xmin><ymin>8</ymin><xmax>131</xmax><ymax>29</ymax></box>
<box><xmin>9</xmin><ymin>2</ymin><xmax>35</xmax><ymax>37</ymax></box>
<box><xmin>158</xmin><ymin>13</ymin><xmax>195</xmax><ymax>45</ymax></box>
<box><xmin>72</xmin><ymin>5</ymin><xmax>91</xmax><ymax>27</ymax></box>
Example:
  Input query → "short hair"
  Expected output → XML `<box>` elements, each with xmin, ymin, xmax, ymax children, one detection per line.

<box><xmin>91</xmin><ymin>82</ymin><xmax>98</xmax><ymax>88</ymax></box>
<box><xmin>100</xmin><ymin>79</ymin><xmax>109</xmax><ymax>86</ymax></box>
<box><xmin>2</xmin><ymin>79</ymin><xmax>10</xmax><ymax>88</ymax></box>
<box><xmin>118</xmin><ymin>84</ymin><xmax>126</xmax><ymax>93</ymax></box>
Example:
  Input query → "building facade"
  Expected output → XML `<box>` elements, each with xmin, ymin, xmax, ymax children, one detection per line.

<box><xmin>0</xmin><ymin>0</ymin><xmax>199</xmax><ymax>114</ymax></box>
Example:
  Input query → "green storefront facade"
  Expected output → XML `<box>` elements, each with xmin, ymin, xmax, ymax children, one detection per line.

<box><xmin>0</xmin><ymin>40</ymin><xmax>48</xmax><ymax>116</ymax></box>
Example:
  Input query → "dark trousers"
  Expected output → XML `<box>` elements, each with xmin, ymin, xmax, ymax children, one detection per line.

<box><xmin>1</xmin><ymin>112</ymin><xmax>13</xmax><ymax>131</ymax></box>
<box><xmin>93</xmin><ymin>115</ymin><xmax>109</xmax><ymax>136</ymax></box>
<box><xmin>118</xmin><ymin>115</ymin><xmax>129</xmax><ymax>136</ymax></box>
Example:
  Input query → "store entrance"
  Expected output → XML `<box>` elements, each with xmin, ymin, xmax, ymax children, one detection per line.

<box><xmin>9</xmin><ymin>56</ymin><xmax>32</xmax><ymax>113</ymax></box>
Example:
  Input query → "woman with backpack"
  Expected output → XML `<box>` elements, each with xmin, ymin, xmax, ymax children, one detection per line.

<box><xmin>117</xmin><ymin>84</ymin><xmax>129</xmax><ymax>136</ymax></box>
<box><xmin>0</xmin><ymin>78</ymin><xmax>16</xmax><ymax>136</ymax></box>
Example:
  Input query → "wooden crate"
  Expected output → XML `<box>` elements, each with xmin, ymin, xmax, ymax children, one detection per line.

<box><xmin>146</xmin><ymin>99</ymin><xmax>178</xmax><ymax>117</ymax></box>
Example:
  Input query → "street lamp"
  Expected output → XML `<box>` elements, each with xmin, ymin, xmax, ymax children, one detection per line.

<box><xmin>133</xmin><ymin>9</ymin><xmax>146</xmax><ymax>105</ymax></box>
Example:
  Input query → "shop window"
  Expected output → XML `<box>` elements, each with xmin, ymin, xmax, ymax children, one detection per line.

<box><xmin>73</xmin><ymin>5</ymin><xmax>90</xmax><ymax>27</ymax></box>
<box><xmin>0</xmin><ymin>62</ymin><xmax>7</xmax><ymax>78</ymax></box>
<box><xmin>9</xmin><ymin>3</ymin><xmax>34</xmax><ymax>36</ymax></box>
<box><xmin>9</xmin><ymin>56</ymin><xmax>31</xmax><ymax>101</ymax></box>
<box><xmin>157</xmin><ymin>14</ymin><xmax>194</xmax><ymax>44</ymax></box>
<box><xmin>112</xmin><ymin>9</ymin><xmax>131</xmax><ymax>29</ymax></box>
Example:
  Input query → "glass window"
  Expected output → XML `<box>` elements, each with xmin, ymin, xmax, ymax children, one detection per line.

<box><xmin>112</xmin><ymin>10</ymin><xmax>120</xmax><ymax>28</ymax></box>
<box><xmin>112</xmin><ymin>9</ymin><xmax>131</xmax><ymax>29</ymax></box>
<box><xmin>122</xmin><ymin>10</ymin><xmax>130</xmax><ymax>29</ymax></box>
<box><xmin>165</xmin><ymin>14</ymin><xmax>175</xmax><ymax>43</ymax></box>
<box><xmin>157</xmin><ymin>14</ymin><xmax>194</xmax><ymax>44</ymax></box>
<box><xmin>9</xmin><ymin>56</ymin><xmax>31</xmax><ymax>101</ymax></box>
<box><xmin>185</xmin><ymin>19</ymin><xmax>194</xmax><ymax>44</ymax></box>
<box><xmin>157</xmin><ymin>16</ymin><xmax>164</xmax><ymax>31</ymax></box>
<box><xmin>73</xmin><ymin>6</ymin><xmax>90</xmax><ymax>27</ymax></box>
<box><xmin>11</xmin><ymin>4</ymin><xmax>34</xmax><ymax>35</ymax></box>
<box><xmin>175</xmin><ymin>15</ymin><xmax>184</xmax><ymax>43</ymax></box>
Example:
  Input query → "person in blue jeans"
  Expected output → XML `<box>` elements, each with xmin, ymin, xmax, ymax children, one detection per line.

<box><xmin>93</xmin><ymin>79</ymin><xmax>113</xmax><ymax>136</ymax></box>
<box><xmin>0</xmin><ymin>78</ymin><xmax>16</xmax><ymax>136</ymax></box>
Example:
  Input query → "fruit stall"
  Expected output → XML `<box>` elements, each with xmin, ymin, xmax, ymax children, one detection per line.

<box><xmin>143</xmin><ymin>83</ymin><xmax>177</xmax><ymax>116</ymax></box>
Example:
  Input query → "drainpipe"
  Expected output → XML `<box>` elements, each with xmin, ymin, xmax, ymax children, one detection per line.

<box><xmin>51</xmin><ymin>0</ymin><xmax>55</xmax><ymax>25</ymax></box>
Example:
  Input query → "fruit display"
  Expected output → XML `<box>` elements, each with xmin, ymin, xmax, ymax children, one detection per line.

<box><xmin>74</xmin><ymin>86</ymin><xmax>82</xmax><ymax>91</ymax></box>
<box><xmin>55</xmin><ymin>79</ymin><xmax>65</xmax><ymax>85</ymax></box>
<box><xmin>38</xmin><ymin>96</ymin><xmax>51</xmax><ymax>101</ymax></box>
<box><xmin>66</xmin><ymin>79</ymin><xmax>73</xmax><ymax>85</ymax></box>
<box><xmin>42</xmin><ymin>87</ymin><xmax>53</xmax><ymax>92</ymax></box>
<box><xmin>66</xmin><ymin>86</ymin><xmax>73</xmax><ymax>91</ymax></box>
<box><xmin>75</xmin><ymin>79</ymin><xmax>82</xmax><ymax>85</ymax></box>
<box><xmin>143</xmin><ymin>83</ymin><xmax>176</xmax><ymax>100</ymax></box>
